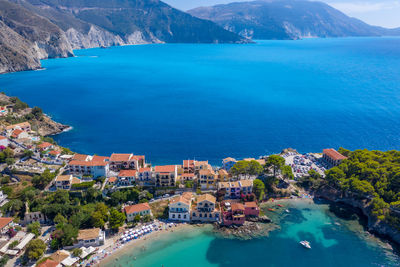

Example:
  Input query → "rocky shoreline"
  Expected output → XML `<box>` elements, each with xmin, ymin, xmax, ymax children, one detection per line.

<box><xmin>314</xmin><ymin>186</ymin><xmax>400</xmax><ymax>247</ymax></box>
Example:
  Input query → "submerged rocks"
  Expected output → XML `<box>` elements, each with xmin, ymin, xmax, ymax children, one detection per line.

<box><xmin>213</xmin><ymin>220</ymin><xmax>277</xmax><ymax>240</ymax></box>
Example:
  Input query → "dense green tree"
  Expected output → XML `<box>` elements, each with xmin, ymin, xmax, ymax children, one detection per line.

<box><xmin>265</xmin><ymin>155</ymin><xmax>285</xmax><ymax>177</ymax></box>
<box><xmin>109</xmin><ymin>208</ymin><xmax>126</xmax><ymax>230</ymax></box>
<box><xmin>25</xmin><ymin>239</ymin><xmax>46</xmax><ymax>260</ymax></box>
<box><xmin>252</xmin><ymin>179</ymin><xmax>265</xmax><ymax>200</ymax></box>
<box><xmin>27</xmin><ymin>222</ymin><xmax>41</xmax><ymax>237</ymax></box>
<box><xmin>281</xmin><ymin>165</ymin><xmax>294</xmax><ymax>180</ymax></box>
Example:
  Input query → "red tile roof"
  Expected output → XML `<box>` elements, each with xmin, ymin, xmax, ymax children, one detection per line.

<box><xmin>183</xmin><ymin>160</ymin><xmax>195</xmax><ymax>168</ymax></box>
<box><xmin>72</xmin><ymin>154</ymin><xmax>89</xmax><ymax>161</ymax></box>
<box><xmin>124</xmin><ymin>203</ymin><xmax>151</xmax><ymax>214</ymax></box>
<box><xmin>0</xmin><ymin>136</ymin><xmax>7</xmax><ymax>140</ymax></box>
<box><xmin>155</xmin><ymin>165</ymin><xmax>176</xmax><ymax>173</ymax></box>
<box><xmin>118</xmin><ymin>170</ymin><xmax>137</xmax><ymax>177</ymax></box>
<box><xmin>11</xmin><ymin>129</ymin><xmax>23</xmax><ymax>138</ymax></box>
<box><xmin>108</xmin><ymin>177</ymin><xmax>117</xmax><ymax>183</ymax></box>
<box><xmin>110</xmin><ymin>153</ymin><xmax>133</xmax><ymax>162</ymax></box>
<box><xmin>38</xmin><ymin>142</ymin><xmax>53</xmax><ymax>149</ymax></box>
<box><xmin>138</xmin><ymin>167</ymin><xmax>151</xmax><ymax>173</ymax></box>
<box><xmin>49</xmin><ymin>150</ymin><xmax>61</xmax><ymax>156</ymax></box>
<box><xmin>92</xmin><ymin>155</ymin><xmax>109</xmax><ymax>162</ymax></box>
<box><xmin>0</xmin><ymin>217</ymin><xmax>13</xmax><ymax>229</ymax></box>
<box><xmin>37</xmin><ymin>259</ymin><xmax>59</xmax><ymax>267</ymax></box>
<box><xmin>244</xmin><ymin>202</ymin><xmax>258</xmax><ymax>208</ymax></box>
<box><xmin>231</xmin><ymin>203</ymin><xmax>245</xmax><ymax>211</ymax></box>
<box><xmin>323</xmin><ymin>148</ymin><xmax>347</xmax><ymax>161</ymax></box>
<box><xmin>69</xmin><ymin>160</ymin><xmax>107</xmax><ymax>167</ymax></box>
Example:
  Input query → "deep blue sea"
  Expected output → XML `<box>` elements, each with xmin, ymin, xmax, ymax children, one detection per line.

<box><xmin>1</xmin><ymin>37</ymin><xmax>400</xmax><ymax>164</ymax></box>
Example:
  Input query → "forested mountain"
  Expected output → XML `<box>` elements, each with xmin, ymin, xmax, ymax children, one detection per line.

<box><xmin>188</xmin><ymin>0</ymin><xmax>400</xmax><ymax>40</ymax></box>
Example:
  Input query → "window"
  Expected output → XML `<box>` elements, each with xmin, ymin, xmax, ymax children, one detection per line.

<box><xmin>172</xmin><ymin>214</ymin><xmax>175</xmax><ymax>218</ymax></box>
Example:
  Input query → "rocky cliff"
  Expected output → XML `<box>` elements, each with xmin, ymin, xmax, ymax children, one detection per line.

<box><xmin>314</xmin><ymin>185</ymin><xmax>400</xmax><ymax>246</ymax></box>
<box><xmin>0</xmin><ymin>0</ymin><xmax>73</xmax><ymax>73</ymax></box>
<box><xmin>188</xmin><ymin>0</ymin><xmax>400</xmax><ymax>40</ymax></box>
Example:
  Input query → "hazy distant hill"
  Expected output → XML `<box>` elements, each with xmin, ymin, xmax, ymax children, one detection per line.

<box><xmin>188</xmin><ymin>0</ymin><xmax>400</xmax><ymax>40</ymax></box>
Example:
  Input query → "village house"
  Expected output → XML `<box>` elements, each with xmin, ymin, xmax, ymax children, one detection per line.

<box><xmin>37</xmin><ymin>142</ymin><xmax>54</xmax><ymax>152</ymax></box>
<box><xmin>109</xmin><ymin>153</ymin><xmax>145</xmax><ymax>171</ymax></box>
<box><xmin>217</xmin><ymin>180</ymin><xmax>254</xmax><ymax>199</ymax></box>
<box><xmin>107</xmin><ymin>177</ymin><xmax>117</xmax><ymax>186</ymax></box>
<box><xmin>169</xmin><ymin>192</ymin><xmax>193</xmax><ymax>222</ymax></box>
<box><xmin>124</xmin><ymin>203</ymin><xmax>152</xmax><ymax>222</ymax></box>
<box><xmin>218</xmin><ymin>169</ymin><xmax>229</xmax><ymax>182</ymax></box>
<box><xmin>154</xmin><ymin>165</ymin><xmax>177</xmax><ymax>187</ymax></box>
<box><xmin>222</xmin><ymin>202</ymin><xmax>245</xmax><ymax>226</ymax></box>
<box><xmin>77</xmin><ymin>228</ymin><xmax>105</xmax><ymax>247</ymax></box>
<box><xmin>191</xmin><ymin>194</ymin><xmax>220</xmax><ymax>222</ymax></box>
<box><xmin>0</xmin><ymin>217</ymin><xmax>14</xmax><ymax>235</ymax></box>
<box><xmin>222</xmin><ymin>157</ymin><xmax>237</xmax><ymax>171</ymax></box>
<box><xmin>194</xmin><ymin>161</ymin><xmax>211</xmax><ymax>174</ymax></box>
<box><xmin>0</xmin><ymin>136</ymin><xmax>9</xmax><ymax>148</ymax></box>
<box><xmin>183</xmin><ymin>160</ymin><xmax>195</xmax><ymax>173</ymax></box>
<box><xmin>323</xmin><ymin>148</ymin><xmax>347</xmax><ymax>166</ymax></box>
<box><xmin>244</xmin><ymin>202</ymin><xmax>260</xmax><ymax>217</ymax></box>
<box><xmin>49</xmin><ymin>250</ymin><xmax>70</xmax><ymax>265</ymax></box>
<box><xmin>199</xmin><ymin>169</ymin><xmax>217</xmax><ymax>190</ymax></box>
<box><xmin>67</xmin><ymin>154</ymin><xmax>109</xmax><ymax>178</ymax></box>
<box><xmin>117</xmin><ymin>169</ymin><xmax>137</xmax><ymax>186</ymax></box>
<box><xmin>54</xmin><ymin>175</ymin><xmax>81</xmax><ymax>190</ymax></box>
<box><xmin>181</xmin><ymin>173</ymin><xmax>195</xmax><ymax>182</ymax></box>
<box><xmin>11</xmin><ymin>129</ymin><xmax>29</xmax><ymax>139</ymax></box>
<box><xmin>48</xmin><ymin>150</ymin><xmax>61</xmax><ymax>159</ymax></box>
<box><xmin>5</xmin><ymin>121</ymin><xmax>31</xmax><ymax>133</ymax></box>
<box><xmin>136</xmin><ymin>167</ymin><xmax>154</xmax><ymax>186</ymax></box>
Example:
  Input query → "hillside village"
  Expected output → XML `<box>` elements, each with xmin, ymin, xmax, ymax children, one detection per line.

<box><xmin>0</xmin><ymin>94</ymin><xmax>348</xmax><ymax>266</ymax></box>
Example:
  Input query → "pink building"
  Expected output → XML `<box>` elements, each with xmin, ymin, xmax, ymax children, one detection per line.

<box><xmin>244</xmin><ymin>202</ymin><xmax>260</xmax><ymax>217</ymax></box>
<box><xmin>222</xmin><ymin>202</ymin><xmax>245</xmax><ymax>226</ymax></box>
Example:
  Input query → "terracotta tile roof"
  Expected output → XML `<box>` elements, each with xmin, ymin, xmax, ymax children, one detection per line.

<box><xmin>323</xmin><ymin>148</ymin><xmax>347</xmax><ymax>161</ymax></box>
<box><xmin>131</xmin><ymin>155</ymin><xmax>145</xmax><ymax>161</ymax></box>
<box><xmin>78</xmin><ymin>228</ymin><xmax>101</xmax><ymax>240</ymax></box>
<box><xmin>0</xmin><ymin>136</ymin><xmax>7</xmax><ymax>140</ymax></box>
<box><xmin>110</xmin><ymin>153</ymin><xmax>133</xmax><ymax>162</ymax></box>
<box><xmin>124</xmin><ymin>203</ymin><xmax>151</xmax><ymax>214</ymax></box>
<box><xmin>92</xmin><ymin>155</ymin><xmax>109</xmax><ymax>162</ymax></box>
<box><xmin>231</xmin><ymin>203</ymin><xmax>245</xmax><ymax>211</ymax></box>
<box><xmin>72</xmin><ymin>154</ymin><xmax>90</xmax><ymax>161</ymax></box>
<box><xmin>199</xmin><ymin>169</ymin><xmax>214</xmax><ymax>176</ymax></box>
<box><xmin>118</xmin><ymin>170</ymin><xmax>137</xmax><ymax>177</ymax></box>
<box><xmin>155</xmin><ymin>165</ymin><xmax>176</xmax><ymax>173</ymax></box>
<box><xmin>0</xmin><ymin>217</ymin><xmax>13</xmax><ymax>229</ymax></box>
<box><xmin>218</xmin><ymin>169</ymin><xmax>228</xmax><ymax>175</ymax></box>
<box><xmin>138</xmin><ymin>167</ymin><xmax>151</xmax><ymax>173</ymax></box>
<box><xmin>49</xmin><ymin>150</ymin><xmax>61</xmax><ymax>156</ymax></box>
<box><xmin>55</xmin><ymin>175</ymin><xmax>72</xmax><ymax>182</ymax></box>
<box><xmin>11</xmin><ymin>129</ymin><xmax>23</xmax><ymax>138</ymax></box>
<box><xmin>170</xmin><ymin>192</ymin><xmax>192</xmax><ymax>205</ymax></box>
<box><xmin>50</xmin><ymin>250</ymin><xmax>70</xmax><ymax>263</ymax></box>
<box><xmin>6</xmin><ymin>121</ymin><xmax>30</xmax><ymax>130</ymax></box>
<box><xmin>244</xmin><ymin>202</ymin><xmax>258</xmax><ymax>208</ymax></box>
<box><xmin>197</xmin><ymin>194</ymin><xmax>216</xmax><ymax>204</ymax></box>
<box><xmin>38</xmin><ymin>142</ymin><xmax>53</xmax><ymax>149</ymax></box>
<box><xmin>194</xmin><ymin>161</ymin><xmax>209</xmax><ymax>167</ymax></box>
<box><xmin>182</xmin><ymin>173</ymin><xmax>195</xmax><ymax>177</ymax></box>
<box><xmin>108</xmin><ymin>177</ymin><xmax>117</xmax><ymax>183</ymax></box>
<box><xmin>37</xmin><ymin>259</ymin><xmax>59</xmax><ymax>267</ymax></box>
<box><xmin>71</xmin><ymin>177</ymin><xmax>81</xmax><ymax>185</ymax></box>
<box><xmin>183</xmin><ymin>160</ymin><xmax>195</xmax><ymax>168</ymax></box>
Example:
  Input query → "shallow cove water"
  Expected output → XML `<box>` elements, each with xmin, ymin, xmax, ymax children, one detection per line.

<box><xmin>106</xmin><ymin>200</ymin><xmax>399</xmax><ymax>267</ymax></box>
<box><xmin>1</xmin><ymin>38</ymin><xmax>400</xmax><ymax>164</ymax></box>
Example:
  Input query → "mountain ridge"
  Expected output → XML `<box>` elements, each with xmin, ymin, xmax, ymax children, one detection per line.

<box><xmin>188</xmin><ymin>0</ymin><xmax>400</xmax><ymax>40</ymax></box>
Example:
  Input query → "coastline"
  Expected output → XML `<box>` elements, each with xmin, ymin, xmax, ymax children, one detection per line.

<box><xmin>96</xmin><ymin>223</ymin><xmax>199</xmax><ymax>267</ymax></box>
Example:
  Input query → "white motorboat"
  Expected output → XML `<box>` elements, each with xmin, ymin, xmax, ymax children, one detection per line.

<box><xmin>300</xmin><ymin>240</ymin><xmax>311</xmax><ymax>249</ymax></box>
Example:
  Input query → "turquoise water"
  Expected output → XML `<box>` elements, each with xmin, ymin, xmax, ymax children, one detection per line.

<box><xmin>107</xmin><ymin>200</ymin><xmax>399</xmax><ymax>267</ymax></box>
<box><xmin>1</xmin><ymin>38</ymin><xmax>400</xmax><ymax>164</ymax></box>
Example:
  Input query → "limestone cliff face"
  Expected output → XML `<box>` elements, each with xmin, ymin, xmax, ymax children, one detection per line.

<box><xmin>314</xmin><ymin>186</ymin><xmax>400</xmax><ymax>245</ymax></box>
<box><xmin>0</xmin><ymin>0</ymin><xmax>73</xmax><ymax>73</ymax></box>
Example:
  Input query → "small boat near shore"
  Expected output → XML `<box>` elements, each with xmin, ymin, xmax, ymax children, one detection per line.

<box><xmin>300</xmin><ymin>240</ymin><xmax>311</xmax><ymax>249</ymax></box>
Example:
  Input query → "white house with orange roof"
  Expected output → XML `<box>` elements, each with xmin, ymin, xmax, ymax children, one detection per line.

<box><xmin>10</xmin><ymin>129</ymin><xmax>29</xmax><ymax>139</ymax></box>
<box><xmin>154</xmin><ymin>165</ymin><xmax>178</xmax><ymax>187</ymax></box>
<box><xmin>137</xmin><ymin>167</ymin><xmax>154</xmax><ymax>186</ymax></box>
<box><xmin>109</xmin><ymin>153</ymin><xmax>145</xmax><ymax>171</ymax></box>
<box><xmin>67</xmin><ymin>154</ymin><xmax>109</xmax><ymax>178</ymax></box>
<box><xmin>77</xmin><ymin>228</ymin><xmax>105</xmax><ymax>247</ymax></box>
<box><xmin>124</xmin><ymin>203</ymin><xmax>152</xmax><ymax>222</ymax></box>
<box><xmin>5</xmin><ymin>121</ymin><xmax>31</xmax><ymax>133</ymax></box>
<box><xmin>37</xmin><ymin>142</ymin><xmax>54</xmax><ymax>152</ymax></box>
<box><xmin>169</xmin><ymin>192</ymin><xmax>193</xmax><ymax>222</ymax></box>
<box><xmin>117</xmin><ymin>169</ymin><xmax>137</xmax><ymax>186</ymax></box>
